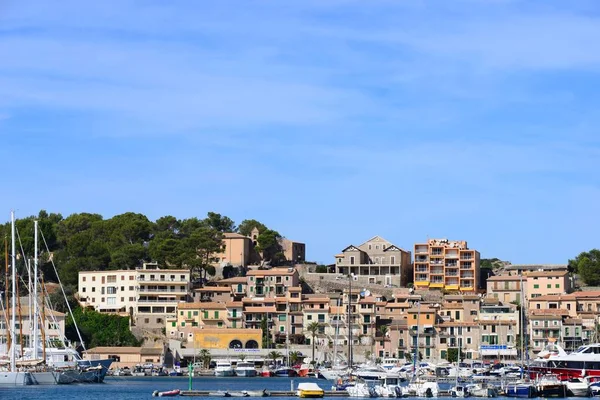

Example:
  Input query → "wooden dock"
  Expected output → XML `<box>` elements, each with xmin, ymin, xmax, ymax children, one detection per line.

<box><xmin>179</xmin><ymin>390</ymin><xmax>349</xmax><ymax>397</ymax></box>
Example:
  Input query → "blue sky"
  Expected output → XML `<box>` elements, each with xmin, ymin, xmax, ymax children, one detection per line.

<box><xmin>1</xmin><ymin>0</ymin><xmax>599</xmax><ymax>265</ymax></box>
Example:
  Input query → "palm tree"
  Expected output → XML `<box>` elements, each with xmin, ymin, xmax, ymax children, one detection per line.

<box><xmin>379</xmin><ymin>325</ymin><xmax>389</xmax><ymax>358</ymax></box>
<box><xmin>268</xmin><ymin>350</ymin><xmax>282</xmax><ymax>365</ymax></box>
<box><xmin>306</xmin><ymin>321</ymin><xmax>321</xmax><ymax>366</ymax></box>
<box><xmin>198</xmin><ymin>349</ymin><xmax>212</xmax><ymax>369</ymax></box>
<box><xmin>289</xmin><ymin>350</ymin><xmax>302</xmax><ymax>366</ymax></box>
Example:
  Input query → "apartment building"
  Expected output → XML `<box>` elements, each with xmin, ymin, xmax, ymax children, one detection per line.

<box><xmin>215</xmin><ymin>276</ymin><xmax>248</xmax><ymax>301</ymax></box>
<box><xmin>166</xmin><ymin>302</ymin><xmax>229</xmax><ymax>341</ymax></box>
<box><xmin>413</xmin><ymin>238</ymin><xmax>480</xmax><ymax>291</ymax></box>
<box><xmin>529</xmin><ymin>309</ymin><xmax>570</xmax><ymax>354</ymax></box>
<box><xmin>246</xmin><ymin>268</ymin><xmax>299</xmax><ymax>298</ymax></box>
<box><xmin>302</xmin><ymin>295</ymin><xmax>329</xmax><ymax>345</ymax></box>
<box><xmin>486</xmin><ymin>274</ymin><xmax>526</xmax><ymax>304</ymax></box>
<box><xmin>437</xmin><ymin>321</ymin><xmax>480</xmax><ymax>361</ymax></box>
<box><xmin>334</xmin><ymin>236</ymin><xmax>412</xmax><ymax>287</ymax></box>
<box><xmin>406</xmin><ymin>306</ymin><xmax>438</xmax><ymax>361</ymax></box>
<box><xmin>192</xmin><ymin>286</ymin><xmax>232</xmax><ymax>303</ymax></box>
<box><xmin>525</xmin><ymin>270</ymin><xmax>572</xmax><ymax>298</ymax></box>
<box><xmin>439</xmin><ymin>295</ymin><xmax>480</xmax><ymax>322</ymax></box>
<box><xmin>78</xmin><ymin>263</ymin><xmax>191</xmax><ymax>329</ymax></box>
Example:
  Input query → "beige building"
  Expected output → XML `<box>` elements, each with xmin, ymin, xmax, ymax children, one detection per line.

<box><xmin>83</xmin><ymin>346</ymin><xmax>164</xmax><ymax>369</ymax></box>
<box><xmin>334</xmin><ymin>236</ymin><xmax>412</xmax><ymax>287</ymax></box>
<box><xmin>486</xmin><ymin>274</ymin><xmax>526</xmax><ymax>304</ymax></box>
<box><xmin>246</xmin><ymin>268</ymin><xmax>299</xmax><ymax>298</ymax></box>
<box><xmin>78</xmin><ymin>262</ymin><xmax>191</xmax><ymax>330</ymax></box>
<box><xmin>280</xmin><ymin>238</ymin><xmax>306</xmax><ymax>264</ymax></box>
<box><xmin>212</xmin><ymin>232</ymin><xmax>252</xmax><ymax>267</ymax></box>
<box><xmin>438</xmin><ymin>321</ymin><xmax>480</xmax><ymax>361</ymax></box>
<box><xmin>414</xmin><ymin>238</ymin><xmax>480</xmax><ymax>292</ymax></box>
<box><xmin>525</xmin><ymin>270</ymin><xmax>572</xmax><ymax>298</ymax></box>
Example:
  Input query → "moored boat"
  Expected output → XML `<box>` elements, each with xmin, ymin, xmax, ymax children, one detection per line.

<box><xmin>235</xmin><ymin>361</ymin><xmax>257</xmax><ymax>377</ymax></box>
<box><xmin>297</xmin><ymin>382</ymin><xmax>325</xmax><ymax>398</ymax></box>
<box><xmin>152</xmin><ymin>389</ymin><xmax>181</xmax><ymax>397</ymax></box>
<box><xmin>565</xmin><ymin>377</ymin><xmax>591</xmax><ymax>397</ymax></box>
<box><xmin>535</xmin><ymin>374</ymin><xmax>567</xmax><ymax>397</ymax></box>
<box><xmin>214</xmin><ymin>361</ymin><xmax>235</xmax><ymax>377</ymax></box>
<box><xmin>504</xmin><ymin>381</ymin><xmax>537</xmax><ymax>398</ymax></box>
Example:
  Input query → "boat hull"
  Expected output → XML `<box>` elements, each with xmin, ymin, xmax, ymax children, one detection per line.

<box><xmin>29</xmin><ymin>371</ymin><xmax>59</xmax><ymax>385</ymax></box>
<box><xmin>236</xmin><ymin>369</ymin><xmax>257</xmax><ymax>377</ymax></box>
<box><xmin>505</xmin><ymin>384</ymin><xmax>537</xmax><ymax>398</ymax></box>
<box><xmin>537</xmin><ymin>384</ymin><xmax>567</xmax><ymax>398</ymax></box>
<box><xmin>0</xmin><ymin>371</ymin><xmax>32</xmax><ymax>385</ymax></box>
<box><xmin>215</xmin><ymin>369</ymin><xmax>236</xmax><ymax>377</ymax></box>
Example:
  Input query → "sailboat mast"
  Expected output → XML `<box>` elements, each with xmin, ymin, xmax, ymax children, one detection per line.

<box><xmin>4</xmin><ymin>235</ymin><xmax>10</xmax><ymax>353</ymax></box>
<box><xmin>519</xmin><ymin>273</ymin><xmax>525</xmax><ymax>380</ymax></box>
<box><xmin>33</xmin><ymin>220</ymin><xmax>39</xmax><ymax>360</ymax></box>
<box><xmin>10</xmin><ymin>210</ymin><xmax>16</xmax><ymax>373</ymax></box>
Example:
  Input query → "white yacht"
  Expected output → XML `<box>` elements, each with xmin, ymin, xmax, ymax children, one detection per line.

<box><xmin>214</xmin><ymin>361</ymin><xmax>235</xmax><ymax>377</ymax></box>
<box><xmin>235</xmin><ymin>362</ymin><xmax>257</xmax><ymax>377</ymax></box>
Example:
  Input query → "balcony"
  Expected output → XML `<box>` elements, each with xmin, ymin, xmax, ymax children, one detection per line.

<box><xmin>137</xmin><ymin>299</ymin><xmax>180</xmax><ymax>303</ymax></box>
<box><xmin>446</xmin><ymin>272</ymin><xmax>458</xmax><ymax>277</ymax></box>
<box><xmin>430</xmin><ymin>268</ymin><xmax>444</xmax><ymax>275</ymax></box>
<box><xmin>138</xmin><ymin>277</ymin><xmax>189</xmax><ymax>282</ymax></box>
<box><xmin>445</xmin><ymin>262</ymin><xmax>458</xmax><ymax>268</ymax></box>
<box><xmin>460</xmin><ymin>254</ymin><xmax>474</xmax><ymax>260</ymax></box>
<box><xmin>409</xmin><ymin>328</ymin><xmax>435</xmax><ymax>336</ymax></box>
<box><xmin>415</xmin><ymin>256</ymin><xmax>428</xmax><ymax>263</ymax></box>
<box><xmin>460</xmin><ymin>273</ymin><xmax>474</xmax><ymax>279</ymax></box>
<box><xmin>415</xmin><ymin>267</ymin><xmax>428</xmax><ymax>273</ymax></box>
<box><xmin>138</xmin><ymin>288</ymin><xmax>188</xmax><ymax>294</ymax></box>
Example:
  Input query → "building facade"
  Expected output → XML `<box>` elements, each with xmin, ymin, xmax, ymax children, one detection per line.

<box><xmin>78</xmin><ymin>262</ymin><xmax>191</xmax><ymax>329</ymax></box>
<box><xmin>334</xmin><ymin>236</ymin><xmax>412</xmax><ymax>287</ymax></box>
<box><xmin>414</xmin><ymin>238</ymin><xmax>480</xmax><ymax>292</ymax></box>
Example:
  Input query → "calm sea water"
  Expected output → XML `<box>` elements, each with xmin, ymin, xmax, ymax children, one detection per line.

<box><xmin>0</xmin><ymin>376</ymin><xmax>462</xmax><ymax>400</ymax></box>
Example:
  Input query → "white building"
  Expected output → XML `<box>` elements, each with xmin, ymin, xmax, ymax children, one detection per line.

<box><xmin>78</xmin><ymin>262</ymin><xmax>191</xmax><ymax>329</ymax></box>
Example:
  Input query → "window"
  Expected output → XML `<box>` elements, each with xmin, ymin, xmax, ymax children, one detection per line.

<box><xmin>129</xmin><ymin>286</ymin><xmax>134</xmax><ymax>291</ymax></box>
<box><xmin>193</xmin><ymin>311</ymin><xmax>198</xmax><ymax>316</ymax></box>
<box><xmin>92</xmin><ymin>277</ymin><xmax>96</xmax><ymax>282</ymax></box>
<box><xmin>92</xmin><ymin>298</ymin><xmax>95</xmax><ymax>302</ymax></box>
<box><xmin>203</xmin><ymin>311</ymin><xmax>208</xmax><ymax>319</ymax></box>
<box><xmin>534</xmin><ymin>284</ymin><xmax>539</xmax><ymax>289</ymax></box>
<box><xmin>391</xmin><ymin>256</ymin><xmax>396</xmax><ymax>264</ymax></box>
<box><xmin>426</xmin><ymin>314</ymin><xmax>430</xmax><ymax>320</ymax></box>
<box><xmin>350</xmin><ymin>256</ymin><xmax>355</xmax><ymax>265</ymax></box>
<box><xmin>107</xmin><ymin>297</ymin><xmax>116</xmax><ymax>305</ymax></box>
<box><xmin>83</xmin><ymin>277</ymin><xmax>86</xmax><ymax>282</ymax></box>
<box><xmin>92</xmin><ymin>287</ymin><xmax>96</xmax><ymax>292</ymax></box>
<box><xmin>467</xmin><ymin>337</ymin><xmax>472</xmax><ymax>344</ymax></box>
<box><xmin>82</xmin><ymin>287</ymin><xmax>86</xmax><ymax>293</ymax></box>
<box><xmin>121</xmin><ymin>297</ymin><xmax>124</xmax><ymax>302</ymax></box>
<box><xmin>547</xmin><ymin>284</ymin><xmax>551</xmax><ymax>289</ymax></box>
<box><xmin>181</xmin><ymin>322</ymin><xmax>186</xmax><ymax>327</ymax></box>
<box><xmin>107</xmin><ymin>275</ymin><xmax>117</xmax><ymax>283</ymax></box>
<box><xmin>218</xmin><ymin>322</ymin><xmax>223</xmax><ymax>328</ymax></box>
<box><xmin>129</xmin><ymin>276</ymin><xmax>134</xmax><ymax>280</ymax></box>
<box><xmin>279</xmin><ymin>315</ymin><xmax>286</xmax><ymax>321</ymax></box>
<box><xmin>101</xmin><ymin>297</ymin><xmax>105</xmax><ymax>302</ymax></box>
<box><xmin>556</xmin><ymin>284</ymin><xmax>560</xmax><ymax>288</ymax></box>
<box><xmin>107</xmin><ymin>287</ymin><xmax>117</xmax><ymax>294</ymax></box>
<box><xmin>129</xmin><ymin>297</ymin><xmax>135</xmax><ymax>301</ymax></box>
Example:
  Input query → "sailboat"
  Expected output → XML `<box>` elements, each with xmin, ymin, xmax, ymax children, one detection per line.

<box><xmin>0</xmin><ymin>211</ymin><xmax>34</xmax><ymax>385</ymax></box>
<box><xmin>504</xmin><ymin>274</ymin><xmax>536</xmax><ymax>398</ymax></box>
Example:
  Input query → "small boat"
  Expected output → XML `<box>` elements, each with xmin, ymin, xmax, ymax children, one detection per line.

<box><xmin>402</xmin><ymin>380</ymin><xmax>440</xmax><ymax>398</ymax></box>
<box><xmin>209</xmin><ymin>391</ymin><xmax>232</xmax><ymax>397</ymax></box>
<box><xmin>152</xmin><ymin>389</ymin><xmax>181</xmax><ymax>397</ymax></box>
<box><xmin>347</xmin><ymin>382</ymin><xmax>377</xmax><ymax>397</ymax></box>
<box><xmin>466</xmin><ymin>383</ymin><xmax>498</xmax><ymax>398</ymax></box>
<box><xmin>242</xmin><ymin>389</ymin><xmax>271</xmax><ymax>397</ymax></box>
<box><xmin>449</xmin><ymin>385</ymin><xmax>469</xmax><ymax>398</ymax></box>
<box><xmin>297</xmin><ymin>382</ymin><xmax>325</xmax><ymax>398</ymax></box>
<box><xmin>566</xmin><ymin>377</ymin><xmax>591</xmax><ymax>397</ymax></box>
<box><xmin>374</xmin><ymin>375</ymin><xmax>403</xmax><ymax>398</ymax></box>
<box><xmin>504</xmin><ymin>381</ymin><xmax>537</xmax><ymax>398</ymax></box>
<box><xmin>235</xmin><ymin>362</ymin><xmax>257</xmax><ymax>377</ymax></box>
<box><xmin>215</xmin><ymin>361</ymin><xmax>235</xmax><ymax>377</ymax></box>
<box><xmin>259</xmin><ymin>366</ymin><xmax>272</xmax><ymax>377</ymax></box>
<box><xmin>536</xmin><ymin>374</ymin><xmax>567</xmax><ymax>397</ymax></box>
<box><xmin>273</xmin><ymin>367</ymin><xmax>296</xmax><ymax>377</ymax></box>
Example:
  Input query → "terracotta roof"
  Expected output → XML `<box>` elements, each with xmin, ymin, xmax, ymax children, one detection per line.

<box><xmin>407</xmin><ymin>307</ymin><xmax>436</xmax><ymax>313</ymax></box>
<box><xmin>359</xmin><ymin>297</ymin><xmax>377</xmax><ymax>304</ymax></box>
<box><xmin>217</xmin><ymin>277</ymin><xmax>248</xmax><ymax>284</ymax></box>
<box><xmin>245</xmin><ymin>306</ymin><xmax>276</xmax><ymax>313</ymax></box>
<box><xmin>529</xmin><ymin>295</ymin><xmax>571</xmax><ymax>301</ymax></box>
<box><xmin>288</xmin><ymin>287</ymin><xmax>302</xmax><ymax>292</ymax></box>
<box><xmin>85</xmin><ymin>346</ymin><xmax>142</xmax><ymax>354</ymax></box>
<box><xmin>386</xmin><ymin>302</ymin><xmax>411</xmax><ymax>309</ymax></box>
<box><xmin>303</xmin><ymin>295</ymin><xmax>330</xmax><ymax>302</ymax></box>
<box><xmin>526</xmin><ymin>271</ymin><xmax>569</xmax><ymax>278</ymax></box>
<box><xmin>223</xmin><ymin>232</ymin><xmax>249</xmax><ymax>239</ymax></box>
<box><xmin>572</xmin><ymin>291</ymin><xmax>600</xmax><ymax>299</ymax></box>
<box><xmin>564</xmin><ymin>318</ymin><xmax>583</xmax><ymax>324</ymax></box>
<box><xmin>486</xmin><ymin>275</ymin><xmax>524</xmax><ymax>281</ymax></box>
<box><xmin>478</xmin><ymin>320</ymin><xmax>517</xmax><ymax>325</ymax></box>
<box><xmin>195</xmin><ymin>287</ymin><xmax>231</xmax><ymax>292</ymax></box>
<box><xmin>441</xmin><ymin>302</ymin><xmax>463</xmax><ymax>309</ymax></box>
<box><xmin>225</xmin><ymin>301</ymin><xmax>243</xmax><ymax>307</ymax></box>
<box><xmin>178</xmin><ymin>302</ymin><xmax>227</xmax><ymax>310</ymax></box>
<box><xmin>329</xmin><ymin>306</ymin><xmax>345</xmax><ymax>314</ymax></box>
<box><xmin>530</xmin><ymin>309</ymin><xmax>569</xmax><ymax>316</ymax></box>
<box><xmin>247</xmin><ymin>268</ymin><xmax>297</xmax><ymax>276</ymax></box>
<box><xmin>140</xmin><ymin>347</ymin><xmax>164</xmax><ymax>355</ymax></box>
<box><xmin>438</xmin><ymin>321</ymin><xmax>478</xmax><ymax>327</ymax></box>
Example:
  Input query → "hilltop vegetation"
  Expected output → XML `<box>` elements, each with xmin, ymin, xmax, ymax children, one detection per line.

<box><xmin>0</xmin><ymin>210</ymin><xmax>285</xmax><ymax>287</ymax></box>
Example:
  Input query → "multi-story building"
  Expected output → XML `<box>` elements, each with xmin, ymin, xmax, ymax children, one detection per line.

<box><xmin>166</xmin><ymin>301</ymin><xmax>229</xmax><ymax>340</ymax></box>
<box><xmin>406</xmin><ymin>306</ymin><xmax>438</xmax><ymax>361</ymax></box>
<box><xmin>302</xmin><ymin>295</ymin><xmax>329</xmax><ymax>345</ymax></box>
<box><xmin>525</xmin><ymin>270</ymin><xmax>572</xmax><ymax>298</ymax></box>
<box><xmin>78</xmin><ymin>262</ymin><xmax>191</xmax><ymax>329</ymax></box>
<box><xmin>486</xmin><ymin>274</ymin><xmax>526</xmax><ymax>304</ymax></box>
<box><xmin>192</xmin><ymin>286</ymin><xmax>232</xmax><ymax>303</ymax></box>
<box><xmin>215</xmin><ymin>276</ymin><xmax>248</xmax><ymax>301</ymax></box>
<box><xmin>439</xmin><ymin>295</ymin><xmax>480</xmax><ymax>322</ymax></box>
<box><xmin>413</xmin><ymin>238</ymin><xmax>480</xmax><ymax>292</ymax></box>
<box><xmin>246</xmin><ymin>268</ymin><xmax>299</xmax><ymax>298</ymax></box>
<box><xmin>437</xmin><ymin>321</ymin><xmax>480</xmax><ymax>361</ymax></box>
<box><xmin>529</xmin><ymin>309</ymin><xmax>569</xmax><ymax>354</ymax></box>
<box><xmin>334</xmin><ymin>236</ymin><xmax>412</xmax><ymax>287</ymax></box>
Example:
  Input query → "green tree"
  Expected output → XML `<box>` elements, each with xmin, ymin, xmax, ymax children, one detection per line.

<box><xmin>256</xmin><ymin>229</ymin><xmax>283</xmax><ymax>264</ymax></box>
<box><xmin>289</xmin><ymin>351</ymin><xmax>302</xmax><ymax>366</ymax></box>
<box><xmin>268</xmin><ymin>350</ymin><xmax>282</xmax><ymax>364</ymax></box>
<box><xmin>198</xmin><ymin>349</ymin><xmax>212</xmax><ymax>369</ymax></box>
<box><xmin>238</xmin><ymin>219</ymin><xmax>267</xmax><ymax>237</ymax></box>
<box><xmin>261</xmin><ymin>316</ymin><xmax>270</xmax><ymax>348</ymax></box>
<box><xmin>306</xmin><ymin>321</ymin><xmax>321</xmax><ymax>365</ymax></box>
<box><xmin>184</xmin><ymin>227</ymin><xmax>223</xmax><ymax>279</ymax></box>
<box><xmin>109</xmin><ymin>243</ymin><xmax>148</xmax><ymax>270</ymax></box>
<box><xmin>446</xmin><ymin>348</ymin><xmax>465</xmax><ymax>363</ymax></box>
<box><xmin>66</xmin><ymin>308</ymin><xmax>141</xmax><ymax>348</ymax></box>
<box><xmin>204</xmin><ymin>212</ymin><xmax>236</xmax><ymax>233</ymax></box>
<box><xmin>570</xmin><ymin>250</ymin><xmax>600</xmax><ymax>285</ymax></box>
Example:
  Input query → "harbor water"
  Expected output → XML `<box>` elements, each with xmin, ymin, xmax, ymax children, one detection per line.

<box><xmin>0</xmin><ymin>376</ymin><xmax>593</xmax><ymax>400</ymax></box>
